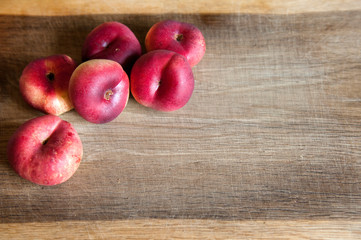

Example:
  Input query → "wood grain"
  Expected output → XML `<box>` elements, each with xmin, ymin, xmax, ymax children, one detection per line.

<box><xmin>1</xmin><ymin>219</ymin><xmax>361</xmax><ymax>239</ymax></box>
<box><xmin>1</xmin><ymin>0</ymin><xmax>361</xmax><ymax>15</ymax></box>
<box><xmin>0</xmin><ymin>9</ymin><xmax>361</xmax><ymax>238</ymax></box>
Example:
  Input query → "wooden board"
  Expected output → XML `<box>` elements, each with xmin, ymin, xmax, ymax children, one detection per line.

<box><xmin>1</xmin><ymin>8</ymin><xmax>361</xmax><ymax>239</ymax></box>
<box><xmin>1</xmin><ymin>220</ymin><xmax>361</xmax><ymax>239</ymax></box>
<box><xmin>1</xmin><ymin>0</ymin><xmax>361</xmax><ymax>15</ymax></box>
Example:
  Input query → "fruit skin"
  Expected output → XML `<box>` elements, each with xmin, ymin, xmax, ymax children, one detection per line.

<box><xmin>81</xmin><ymin>21</ymin><xmax>142</xmax><ymax>73</ymax></box>
<box><xmin>131</xmin><ymin>50</ymin><xmax>194</xmax><ymax>112</ymax></box>
<box><xmin>145</xmin><ymin>20</ymin><xmax>206</xmax><ymax>67</ymax></box>
<box><xmin>69</xmin><ymin>59</ymin><xmax>129</xmax><ymax>124</ymax></box>
<box><xmin>7</xmin><ymin>115</ymin><xmax>83</xmax><ymax>186</ymax></box>
<box><xmin>19</xmin><ymin>54</ymin><xmax>77</xmax><ymax>116</ymax></box>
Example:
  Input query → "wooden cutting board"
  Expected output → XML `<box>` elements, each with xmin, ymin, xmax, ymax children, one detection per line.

<box><xmin>1</xmin><ymin>1</ymin><xmax>361</xmax><ymax>239</ymax></box>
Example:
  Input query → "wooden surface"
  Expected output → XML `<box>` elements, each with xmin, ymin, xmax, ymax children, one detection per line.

<box><xmin>1</xmin><ymin>1</ymin><xmax>361</xmax><ymax>239</ymax></box>
<box><xmin>1</xmin><ymin>0</ymin><xmax>361</xmax><ymax>15</ymax></box>
<box><xmin>1</xmin><ymin>220</ymin><xmax>361</xmax><ymax>239</ymax></box>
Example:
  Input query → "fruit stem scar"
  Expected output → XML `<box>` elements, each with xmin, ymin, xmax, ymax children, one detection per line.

<box><xmin>104</xmin><ymin>89</ymin><xmax>113</xmax><ymax>100</ymax></box>
<box><xmin>42</xmin><ymin>138</ymin><xmax>49</xmax><ymax>145</ymax></box>
<box><xmin>175</xmin><ymin>34</ymin><xmax>183</xmax><ymax>41</ymax></box>
<box><xmin>46</xmin><ymin>72</ymin><xmax>55</xmax><ymax>81</ymax></box>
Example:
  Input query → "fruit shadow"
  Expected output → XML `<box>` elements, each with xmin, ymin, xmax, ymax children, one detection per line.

<box><xmin>0</xmin><ymin>121</ymin><xmax>22</xmax><ymax>171</ymax></box>
<box><xmin>48</xmin><ymin>15</ymin><xmax>155</xmax><ymax>65</ymax></box>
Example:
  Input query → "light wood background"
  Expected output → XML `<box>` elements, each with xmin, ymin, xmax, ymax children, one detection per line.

<box><xmin>1</xmin><ymin>0</ymin><xmax>361</xmax><ymax>239</ymax></box>
<box><xmin>1</xmin><ymin>0</ymin><xmax>361</xmax><ymax>15</ymax></box>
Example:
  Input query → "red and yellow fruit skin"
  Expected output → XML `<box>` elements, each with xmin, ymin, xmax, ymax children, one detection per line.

<box><xmin>69</xmin><ymin>59</ymin><xmax>129</xmax><ymax>124</ymax></box>
<box><xmin>145</xmin><ymin>20</ymin><xmax>206</xmax><ymax>67</ymax></box>
<box><xmin>131</xmin><ymin>50</ymin><xmax>194</xmax><ymax>112</ymax></box>
<box><xmin>7</xmin><ymin>115</ymin><xmax>83</xmax><ymax>186</ymax></box>
<box><xmin>19</xmin><ymin>54</ymin><xmax>77</xmax><ymax>116</ymax></box>
<box><xmin>81</xmin><ymin>21</ymin><xmax>142</xmax><ymax>74</ymax></box>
